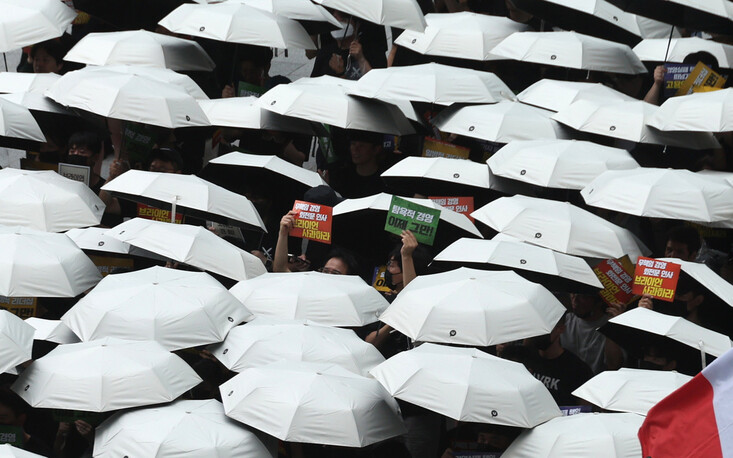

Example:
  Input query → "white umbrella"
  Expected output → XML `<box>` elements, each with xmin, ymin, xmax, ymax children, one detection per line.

<box><xmin>198</xmin><ymin>97</ymin><xmax>321</xmax><ymax>135</ymax></box>
<box><xmin>24</xmin><ymin>318</ymin><xmax>79</xmax><ymax>344</ymax></box>
<box><xmin>395</xmin><ymin>12</ymin><xmax>529</xmax><ymax>61</ymax></box>
<box><xmin>517</xmin><ymin>78</ymin><xmax>636</xmax><ymax>112</ymax></box>
<box><xmin>647</xmin><ymin>88</ymin><xmax>733</xmax><ymax>133</ymax></box>
<box><xmin>471</xmin><ymin>195</ymin><xmax>650</xmax><ymax>261</ymax></box>
<box><xmin>572</xmin><ymin>368</ymin><xmax>692</xmax><ymax>415</ymax></box>
<box><xmin>0</xmin><ymin>168</ymin><xmax>105</xmax><ymax>232</ymax></box>
<box><xmin>0</xmin><ymin>0</ymin><xmax>76</xmax><ymax>53</ymax></box>
<box><xmin>45</xmin><ymin>68</ymin><xmax>209</xmax><ymax>129</ymax></box>
<box><xmin>65</xmin><ymin>227</ymin><xmax>162</xmax><ymax>260</ymax></box>
<box><xmin>633</xmin><ymin>37</ymin><xmax>733</xmax><ymax>68</ymax></box>
<box><xmin>0</xmin><ymin>310</ymin><xmax>33</xmax><ymax>374</ymax></box>
<box><xmin>106</xmin><ymin>218</ymin><xmax>267</xmax><ymax>282</ymax></box>
<box><xmin>502</xmin><ymin>412</ymin><xmax>644</xmax><ymax>458</ymax></box>
<box><xmin>0</xmin><ymin>72</ymin><xmax>59</xmax><ymax>93</ymax></box>
<box><xmin>381</xmin><ymin>156</ymin><xmax>493</xmax><ymax>194</ymax></box>
<box><xmin>347</xmin><ymin>63</ymin><xmax>515</xmax><ymax>106</ymax></box>
<box><xmin>61</xmin><ymin>266</ymin><xmax>252</xmax><ymax>350</ymax></box>
<box><xmin>552</xmin><ymin>99</ymin><xmax>721</xmax><ymax>149</ymax></box>
<box><xmin>220</xmin><ymin>361</ymin><xmax>406</xmax><ymax>447</ymax></box>
<box><xmin>94</xmin><ymin>399</ymin><xmax>276</xmax><ymax>458</ymax></box>
<box><xmin>490</xmin><ymin>31</ymin><xmax>647</xmax><ymax>75</ymax></box>
<box><xmin>0</xmin><ymin>445</ymin><xmax>45</xmax><ymax>458</ymax></box>
<box><xmin>581</xmin><ymin>168</ymin><xmax>733</xmax><ymax>223</ymax></box>
<box><xmin>159</xmin><ymin>2</ymin><xmax>316</xmax><ymax>50</ymax></box>
<box><xmin>11</xmin><ymin>337</ymin><xmax>202</xmax><ymax>412</ymax></box>
<box><xmin>488</xmin><ymin>139</ymin><xmax>639</xmax><ymax>190</ymax></box>
<box><xmin>0</xmin><ymin>91</ymin><xmax>72</xmax><ymax>116</ymax></box>
<box><xmin>243</xmin><ymin>0</ymin><xmax>341</xmax><ymax>28</ymax></box>
<box><xmin>313</xmin><ymin>0</ymin><xmax>427</xmax><ymax>31</ymax></box>
<box><xmin>370</xmin><ymin>343</ymin><xmax>561</xmax><ymax>427</ymax></box>
<box><xmin>659</xmin><ymin>257</ymin><xmax>733</xmax><ymax>308</ymax></box>
<box><xmin>0</xmin><ymin>98</ymin><xmax>45</xmax><ymax>142</ymax></box>
<box><xmin>433</xmin><ymin>100</ymin><xmax>569</xmax><ymax>144</ymax></box>
<box><xmin>229</xmin><ymin>271</ymin><xmax>389</xmax><ymax>327</ymax></box>
<box><xmin>208</xmin><ymin>316</ymin><xmax>384</xmax><ymax>375</ymax></box>
<box><xmin>0</xmin><ymin>225</ymin><xmax>102</xmax><ymax>297</ymax></box>
<box><xmin>64</xmin><ymin>30</ymin><xmax>216</xmax><ymax>71</ymax></box>
<box><xmin>379</xmin><ymin>267</ymin><xmax>566</xmax><ymax>346</ymax></box>
<box><xmin>100</xmin><ymin>170</ymin><xmax>265</xmax><ymax>231</ymax></box>
<box><xmin>258</xmin><ymin>76</ymin><xmax>415</xmax><ymax>135</ymax></box>
<box><xmin>433</xmin><ymin>237</ymin><xmax>603</xmax><ymax>292</ymax></box>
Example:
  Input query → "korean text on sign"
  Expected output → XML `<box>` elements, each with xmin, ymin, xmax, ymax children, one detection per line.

<box><xmin>593</xmin><ymin>256</ymin><xmax>636</xmax><ymax>306</ymax></box>
<box><xmin>289</xmin><ymin>200</ymin><xmax>333</xmax><ymax>244</ymax></box>
<box><xmin>384</xmin><ymin>196</ymin><xmax>441</xmax><ymax>246</ymax></box>
<box><xmin>631</xmin><ymin>257</ymin><xmax>681</xmax><ymax>302</ymax></box>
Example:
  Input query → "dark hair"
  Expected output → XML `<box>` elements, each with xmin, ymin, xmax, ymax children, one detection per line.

<box><xmin>387</xmin><ymin>243</ymin><xmax>432</xmax><ymax>276</ymax></box>
<box><xmin>326</xmin><ymin>247</ymin><xmax>360</xmax><ymax>275</ymax></box>
<box><xmin>683</xmin><ymin>51</ymin><xmax>720</xmax><ymax>74</ymax></box>
<box><xmin>0</xmin><ymin>387</ymin><xmax>28</xmax><ymax>417</ymax></box>
<box><xmin>667</xmin><ymin>226</ymin><xmax>701</xmax><ymax>257</ymax></box>
<box><xmin>148</xmin><ymin>147</ymin><xmax>184</xmax><ymax>172</ymax></box>
<box><xmin>238</xmin><ymin>45</ymin><xmax>274</xmax><ymax>69</ymax></box>
<box><xmin>348</xmin><ymin>130</ymin><xmax>384</xmax><ymax>146</ymax></box>
<box><xmin>68</xmin><ymin>131</ymin><xmax>103</xmax><ymax>156</ymax></box>
<box><xmin>30</xmin><ymin>39</ymin><xmax>66</xmax><ymax>63</ymax></box>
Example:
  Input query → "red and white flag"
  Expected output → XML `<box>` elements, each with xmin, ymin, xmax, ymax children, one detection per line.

<box><xmin>639</xmin><ymin>348</ymin><xmax>733</xmax><ymax>457</ymax></box>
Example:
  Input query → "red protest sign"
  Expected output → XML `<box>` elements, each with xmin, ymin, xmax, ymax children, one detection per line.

<box><xmin>631</xmin><ymin>257</ymin><xmax>682</xmax><ymax>302</ymax></box>
<box><xmin>429</xmin><ymin>196</ymin><xmax>474</xmax><ymax>222</ymax></box>
<box><xmin>136</xmin><ymin>203</ymin><xmax>183</xmax><ymax>224</ymax></box>
<box><xmin>290</xmin><ymin>200</ymin><xmax>333</xmax><ymax>244</ymax></box>
<box><xmin>593</xmin><ymin>256</ymin><xmax>636</xmax><ymax>306</ymax></box>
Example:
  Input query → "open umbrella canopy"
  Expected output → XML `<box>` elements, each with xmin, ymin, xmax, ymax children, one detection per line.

<box><xmin>24</xmin><ymin>318</ymin><xmax>79</xmax><ymax>345</ymax></box>
<box><xmin>100</xmin><ymin>170</ymin><xmax>266</xmax><ymax>231</ymax></box>
<box><xmin>242</xmin><ymin>0</ymin><xmax>341</xmax><ymax>29</ymax></box>
<box><xmin>94</xmin><ymin>399</ymin><xmax>276</xmax><ymax>458</ymax></box>
<box><xmin>159</xmin><ymin>1</ymin><xmax>316</xmax><ymax>49</ymax></box>
<box><xmin>63</xmin><ymin>29</ymin><xmax>216</xmax><ymax>71</ymax></box>
<box><xmin>0</xmin><ymin>310</ymin><xmax>34</xmax><ymax>374</ymax></box>
<box><xmin>11</xmin><ymin>337</ymin><xmax>202</xmax><ymax>412</ymax></box>
<box><xmin>370</xmin><ymin>343</ymin><xmax>561</xmax><ymax>427</ymax></box>
<box><xmin>433</xmin><ymin>100</ymin><xmax>569</xmax><ymax>144</ymax></box>
<box><xmin>0</xmin><ymin>91</ymin><xmax>72</xmax><ymax>116</ymax></box>
<box><xmin>229</xmin><ymin>272</ymin><xmax>389</xmax><ymax>327</ymax></box>
<box><xmin>647</xmin><ymin>88</ymin><xmax>733</xmax><ymax>133</ymax></box>
<box><xmin>0</xmin><ymin>168</ymin><xmax>105</xmax><ymax>232</ymax></box>
<box><xmin>220</xmin><ymin>361</ymin><xmax>406</xmax><ymax>447</ymax></box>
<box><xmin>432</xmin><ymin>237</ymin><xmax>603</xmax><ymax>292</ymax></box>
<box><xmin>313</xmin><ymin>0</ymin><xmax>427</xmax><ymax>31</ymax></box>
<box><xmin>488</xmin><ymin>139</ymin><xmax>639</xmax><ymax>190</ymax></box>
<box><xmin>606</xmin><ymin>0</ymin><xmax>733</xmax><ymax>34</ymax></box>
<box><xmin>61</xmin><ymin>266</ymin><xmax>252</xmax><ymax>350</ymax></box>
<box><xmin>490</xmin><ymin>31</ymin><xmax>647</xmax><ymax>75</ymax></box>
<box><xmin>0</xmin><ymin>0</ymin><xmax>76</xmax><ymax>52</ymax></box>
<box><xmin>65</xmin><ymin>227</ymin><xmax>163</xmax><ymax>260</ymax></box>
<box><xmin>0</xmin><ymin>444</ymin><xmax>45</xmax><ymax>458</ymax></box>
<box><xmin>517</xmin><ymin>78</ymin><xmax>636</xmax><ymax>112</ymax></box>
<box><xmin>553</xmin><ymin>99</ymin><xmax>721</xmax><ymax>149</ymax></box>
<box><xmin>258</xmin><ymin>76</ymin><xmax>415</xmax><ymax>135</ymax></box>
<box><xmin>379</xmin><ymin>267</ymin><xmax>566</xmax><ymax>346</ymax></box>
<box><xmin>581</xmin><ymin>168</ymin><xmax>733</xmax><ymax>223</ymax></box>
<box><xmin>0</xmin><ymin>225</ymin><xmax>102</xmax><ymax>297</ymax></box>
<box><xmin>198</xmin><ymin>96</ymin><xmax>322</xmax><ymax>135</ymax></box>
<box><xmin>572</xmin><ymin>368</ymin><xmax>692</xmax><ymax>415</ymax></box>
<box><xmin>347</xmin><ymin>63</ymin><xmax>515</xmax><ymax>106</ymax></box>
<box><xmin>471</xmin><ymin>195</ymin><xmax>650</xmax><ymax>261</ymax></box>
<box><xmin>106</xmin><ymin>218</ymin><xmax>267</xmax><ymax>282</ymax></box>
<box><xmin>0</xmin><ymin>73</ymin><xmax>60</xmax><ymax>94</ymax></box>
<box><xmin>208</xmin><ymin>316</ymin><xmax>385</xmax><ymax>375</ymax></box>
<box><xmin>633</xmin><ymin>37</ymin><xmax>733</xmax><ymax>69</ymax></box>
<box><xmin>658</xmin><ymin>257</ymin><xmax>733</xmax><ymax>308</ymax></box>
<box><xmin>0</xmin><ymin>98</ymin><xmax>45</xmax><ymax>143</ymax></box>
<box><xmin>45</xmin><ymin>67</ymin><xmax>210</xmax><ymax>129</ymax></box>
<box><xmin>381</xmin><ymin>156</ymin><xmax>493</xmax><ymax>197</ymax></box>
<box><xmin>395</xmin><ymin>12</ymin><xmax>529</xmax><ymax>61</ymax></box>
<box><xmin>502</xmin><ymin>412</ymin><xmax>644</xmax><ymax>458</ymax></box>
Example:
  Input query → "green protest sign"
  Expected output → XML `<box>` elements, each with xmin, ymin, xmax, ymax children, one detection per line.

<box><xmin>0</xmin><ymin>425</ymin><xmax>24</xmax><ymax>447</ymax></box>
<box><xmin>384</xmin><ymin>196</ymin><xmax>441</xmax><ymax>246</ymax></box>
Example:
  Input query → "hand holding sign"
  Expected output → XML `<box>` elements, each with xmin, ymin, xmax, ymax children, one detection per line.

<box><xmin>631</xmin><ymin>257</ymin><xmax>682</xmax><ymax>302</ymax></box>
<box><xmin>384</xmin><ymin>196</ymin><xmax>441</xmax><ymax>246</ymax></box>
<box><xmin>289</xmin><ymin>200</ymin><xmax>333</xmax><ymax>244</ymax></box>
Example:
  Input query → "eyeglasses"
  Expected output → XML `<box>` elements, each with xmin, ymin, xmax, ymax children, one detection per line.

<box><xmin>318</xmin><ymin>267</ymin><xmax>343</xmax><ymax>275</ymax></box>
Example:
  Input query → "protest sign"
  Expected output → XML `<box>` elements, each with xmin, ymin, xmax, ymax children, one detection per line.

<box><xmin>560</xmin><ymin>405</ymin><xmax>592</xmax><ymax>416</ymax></box>
<box><xmin>422</xmin><ymin>137</ymin><xmax>470</xmax><ymax>160</ymax></box>
<box><xmin>58</xmin><ymin>162</ymin><xmax>90</xmax><ymax>186</ymax></box>
<box><xmin>676</xmin><ymin>62</ymin><xmax>727</xmax><ymax>96</ymax></box>
<box><xmin>384</xmin><ymin>196</ymin><xmax>441</xmax><ymax>246</ymax></box>
<box><xmin>429</xmin><ymin>196</ymin><xmax>474</xmax><ymax>221</ymax></box>
<box><xmin>289</xmin><ymin>200</ymin><xmax>333</xmax><ymax>244</ymax></box>
<box><xmin>632</xmin><ymin>257</ymin><xmax>681</xmax><ymax>302</ymax></box>
<box><xmin>136</xmin><ymin>203</ymin><xmax>183</xmax><ymax>224</ymax></box>
<box><xmin>88</xmin><ymin>255</ymin><xmax>135</xmax><ymax>277</ymax></box>
<box><xmin>593</xmin><ymin>256</ymin><xmax>636</xmax><ymax>306</ymax></box>
<box><xmin>209</xmin><ymin>222</ymin><xmax>245</xmax><ymax>242</ymax></box>
<box><xmin>372</xmin><ymin>265</ymin><xmax>391</xmax><ymax>293</ymax></box>
<box><xmin>0</xmin><ymin>425</ymin><xmax>24</xmax><ymax>447</ymax></box>
<box><xmin>0</xmin><ymin>296</ymin><xmax>37</xmax><ymax>319</ymax></box>
<box><xmin>663</xmin><ymin>63</ymin><xmax>696</xmax><ymax>98</ymax></box>
<box><xmin>237</xmin><ymin>81</ymin><xmax>265</xmax><ymax>98</ymax></box>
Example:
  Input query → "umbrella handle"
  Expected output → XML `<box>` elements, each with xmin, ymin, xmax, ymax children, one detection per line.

<box><xmin>699</xmin><ymin>339</ymin><xmax>707</xmax><ymax>370</ymax></box>
<box><xmin>171</xmin><ymin>196</ymin><xmax>179</xmax><ymax>223</ymax></box>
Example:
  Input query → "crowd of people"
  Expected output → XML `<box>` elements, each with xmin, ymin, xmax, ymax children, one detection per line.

<box><xmin>2</xmin><ymin>0</ymin><xmax>733</xmax><ymax>457</ymax></box>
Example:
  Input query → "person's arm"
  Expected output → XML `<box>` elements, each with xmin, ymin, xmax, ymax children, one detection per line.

<box><xmin>98</xmin><ymin>159</ymin><xmax>129</xmax><ymax>216</ymax></box>
<box><xmin>273</xmin><ymin>211</ymin><xmax>296</xmax><ymax>273</ymax></box>
<box><xmin>643</xmin><ymin>65</ymin><xmax>666</xmax><ymax>105</ymax></box>
<box><xmin>350</xmin><ymin>40</ymin><xmax>372</xmax><ymax>75</ymax></box>
<box><xmin>366</xmin><ymin>323</ymin><xmax>394</xmax><ymax>347</ymax></box>
<box><xmin>400</xmin><ymin>230</ymin><xmax>418</xmax><ymax>287</ymax></box>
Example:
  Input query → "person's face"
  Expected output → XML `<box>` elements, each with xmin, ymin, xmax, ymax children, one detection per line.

<box><xmin>570</xmin><ymin>294</ymin><xmax>597</xmax><ymax>319</ymax></box>
<box><xmin>665</xmin><ymin>240</ymin><xmax>693</xmax><ymax>261</ymax></box>
<box><xmin>321</xmin><ymin>257</ymin><xmax>348</xmax><ymax>275</ymax></box>
<box><xmin>33</xmin><ymin>48</ymin><xmax>62</xmax><ymax>74</ymax></box>
<box><xmin>149</xmin><ymin>159</ymin><xmax>180</xmax><ymax>174</ymax></box>
<box><xmin>387</xmin><ymin>257</ymin><xmax>402</xmax><ymax>286</ymax></box>
<box><xmin>350</xmin><ymin>141</ymin><xmax>380</xmax><ymax>166</ymax></box>
<box><xmin>239</xmin><ymin>60</ymin><xmax>265</xmax><ymax>87</ymax></box>
<box><xmin>0</xmin><ymin>404</ymin><xmax>21</xmax><ymax>427</ymax></box>
<box><xmin>67</xmin><ymin>144</ymin><xmax>99</xmax><ymax>167</ymax></box>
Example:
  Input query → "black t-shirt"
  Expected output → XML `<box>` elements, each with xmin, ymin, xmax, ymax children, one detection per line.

<box><xmin>529</xmin><ymin>350</ymin><xmax>593</xmax><ymax>407</ymax></box>
<box><xmin>328</xmin><ymin>166</ymin><xmax>387</xmax><ymax>199</ymax></box>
